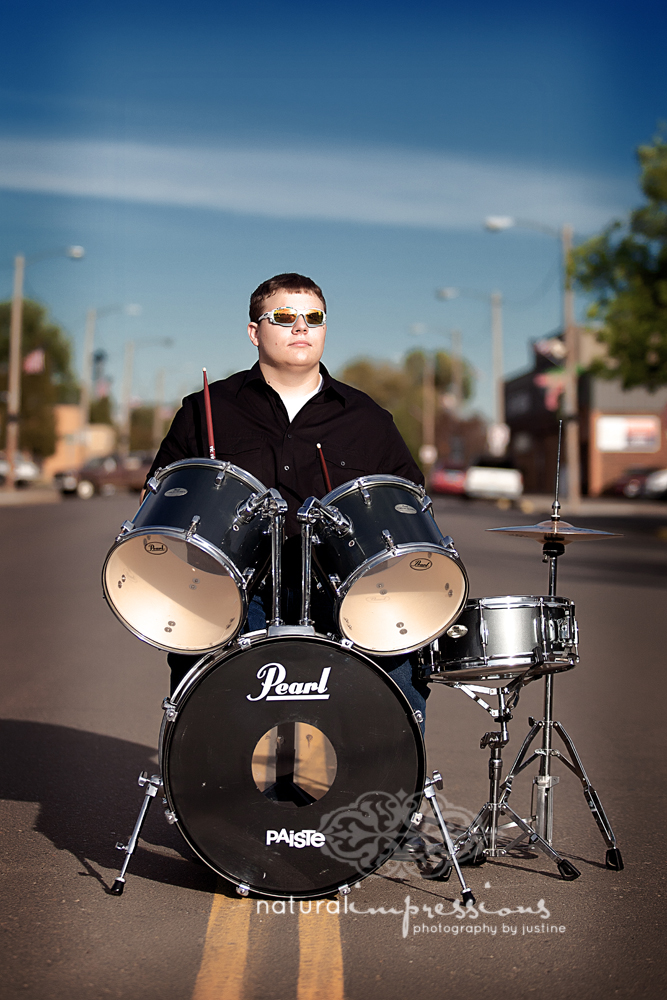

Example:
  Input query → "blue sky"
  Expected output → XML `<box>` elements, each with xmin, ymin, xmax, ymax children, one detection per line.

<box><xmin>1</xmin><ymin>0</ymin><xmax>665</xmax><ymax>414</ymax></box>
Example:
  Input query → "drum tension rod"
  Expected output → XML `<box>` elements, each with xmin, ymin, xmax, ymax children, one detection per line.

<box><xmin>110</xmin><ymin>771</ymin><xmax>164</xmax><ymax>896</ymax></box>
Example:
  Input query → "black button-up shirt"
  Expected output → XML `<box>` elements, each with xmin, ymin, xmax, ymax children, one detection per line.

<box><xmin>149</xmin><ymin>362</ymin><xmax>423</xmax><ymax>538</ymax></box>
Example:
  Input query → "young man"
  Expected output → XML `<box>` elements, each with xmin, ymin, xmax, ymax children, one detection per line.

<box><xmin>148</xmin><ymin>273</ymin><xmax>429</xmax><ymax>719</ymax></box>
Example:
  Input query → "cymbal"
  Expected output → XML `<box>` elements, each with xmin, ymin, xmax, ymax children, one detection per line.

<box><xmin>487</xmin><ymin>519</ymin><xmax>621</xmax><ymax>543</ymax></box>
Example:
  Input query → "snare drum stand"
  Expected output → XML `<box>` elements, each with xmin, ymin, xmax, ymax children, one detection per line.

<box><xmin>451</xmin><ymin>679</ymin><xmax>581</xmax><ymax>880</ymax></box>
<box><xmin>499</xmin><ymin>508</ymin><xmax>623</xmax><ymax>871</ymax></box>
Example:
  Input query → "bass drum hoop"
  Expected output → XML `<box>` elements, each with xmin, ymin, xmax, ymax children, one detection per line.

<box><xmin>102</xmin><ymin>526</ymin><xmax>248</xmax><ymax>653</ymax></box>
<box><xmin>159</xmin><ymin>633</ymin><xmax>426</xmax><ymax>899</ymax></box>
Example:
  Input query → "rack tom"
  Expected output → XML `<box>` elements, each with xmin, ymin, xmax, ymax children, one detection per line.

<box><xmin>103</xmin><ymin>458</ymin><xmax>272</xmax><ymax>653</ymax></box>
<box><xmin>314</xmin><ymin>475</ymin><xmax>468</xmax><ymax>655</ymax></box>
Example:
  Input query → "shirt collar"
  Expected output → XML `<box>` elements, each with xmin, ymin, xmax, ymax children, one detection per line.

<box><xmin>240</xmin><ymin>361</ymin><xmax>348</xmax><ymax>404</ymax></box>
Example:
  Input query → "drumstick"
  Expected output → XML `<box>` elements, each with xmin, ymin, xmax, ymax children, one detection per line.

<box><xmin>317</xmin><ymin>442</ymin><xmax>332</xmax><ymax>493</ymax></box>
<box><xmin>202</xmin><ymin>368</ymin><xmax>216</xmax><ymax>460</ymax></box>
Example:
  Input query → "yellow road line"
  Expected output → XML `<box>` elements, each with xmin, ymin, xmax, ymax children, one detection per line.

<box><xmin>192</xmin><ymin>888</ymin><xmax>251</xmax><ymax>1000</ymax></box>
<box><xmin>297</xmin><ymin>906</ymin><xmax>345</xmax><ymax>1000</ymax></box>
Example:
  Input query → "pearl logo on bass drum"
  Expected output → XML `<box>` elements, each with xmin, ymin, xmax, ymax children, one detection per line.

<box><xmin>247</xmin><ymin>663</ymin><xmax>331</xmax><ymax>702</ymax></box>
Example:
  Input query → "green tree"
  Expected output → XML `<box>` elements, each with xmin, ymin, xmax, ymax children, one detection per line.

<box><xmin>0</xmin><ymin>300</ymin><xmax>79</xmax><ymax>458</ymax></box>
<box><xmin>572</xmin><ymin>132</ymin><xmax>667</xmax><ymax>390</ymax></box>
<box><xmin>339</xmin><ymin>349</ymin><xmax>474</xmax><ymax>462</ymax></box>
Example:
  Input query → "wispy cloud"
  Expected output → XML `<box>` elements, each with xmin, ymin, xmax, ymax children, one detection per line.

<box><xmin>0</xmin><ymin>136</ymin><xmax>632</xmax><ymax>232</ymax></box>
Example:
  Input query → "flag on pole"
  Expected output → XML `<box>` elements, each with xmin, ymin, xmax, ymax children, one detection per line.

<box><xmin>23</xmin><ymin>349</ymin><xmax>45</xmax><ymax>374</ymax></box>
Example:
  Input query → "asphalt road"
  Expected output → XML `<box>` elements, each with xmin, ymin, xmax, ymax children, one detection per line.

<box><xmin>1</xmin><ymin>493</ymin><xmax>666</xmax><ymax>999</ymax></box>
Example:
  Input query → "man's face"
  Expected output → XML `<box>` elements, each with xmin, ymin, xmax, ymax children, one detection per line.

<box><xmin>248</xmin><ymin>290</ymin><xmax>326</xmax><ymax>373</ymax></box>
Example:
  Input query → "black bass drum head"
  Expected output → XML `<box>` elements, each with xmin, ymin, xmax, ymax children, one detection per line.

<box><xmin>161</xmin><ymin>635</ymin><xmax>425</xmax><ymax>898</ymax></box>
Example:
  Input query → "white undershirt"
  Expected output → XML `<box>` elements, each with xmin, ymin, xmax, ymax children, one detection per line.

<box><xmin>278</xmin><ymin>376</ymin><xmax>323</xmax><ymax>423</ymax></box>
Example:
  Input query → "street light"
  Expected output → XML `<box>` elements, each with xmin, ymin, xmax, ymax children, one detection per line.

<box><xmin>5</xmin><ymin>246</ymin><xmax>85</xmax><ymax>490</ymax></box>
<box><xmin>119</xmin><ymin>337</ymin><xmax>173</xmax><ymax>456</ymax></box>
<box><xmin>79</xmin><ymin>304</ymin><xmax>142</xmax><ymax>463</ymax></box>
<box><xmin>436</xmin><ymin>285</ymin><xmax>507</xmax><ymax>454</ymax></box>
<box><xmin>484</xmin><ymin>215</ymin><xmax>580</xmax><ymax>504</ymax></box>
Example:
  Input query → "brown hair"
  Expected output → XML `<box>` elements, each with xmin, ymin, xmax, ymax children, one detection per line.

<box><xmin>249</xmin><ymin>273</ymin><xmax>326</xmax><ymax>322</ymax></box>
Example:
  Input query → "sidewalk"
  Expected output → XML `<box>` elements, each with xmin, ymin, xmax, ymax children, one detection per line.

<box><xmin>0</xmin><ymin>486</ymin><xmax>61</xmax><ymax>506</ymax></box>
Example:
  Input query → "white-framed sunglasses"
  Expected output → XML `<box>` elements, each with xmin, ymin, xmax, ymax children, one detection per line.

<box><xmin>256</xmin><ymin>306</ymin><xmax>326</xmax><ymax>328</ymax></box>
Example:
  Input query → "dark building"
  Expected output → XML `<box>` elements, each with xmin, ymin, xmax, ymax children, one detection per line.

<box><xmin>505</xmin><ymin>331</ymin><xmax>667</xmax><ymax>496</ymax></box>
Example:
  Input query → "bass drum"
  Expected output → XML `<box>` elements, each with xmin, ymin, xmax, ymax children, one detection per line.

<box><xmin>314</xmin><ymin>476</ymin><xmax>468</xmax><ymax>656</ymax></box>
<box><xmin>103</xmin><ymin>459</ymin><xmax>272</xmax><ymax>654</ymax></box>
<box><xmin>422</xmin><ymin>595</ymin><xmax>579</xmax><ymax>685</ymax></box>
<box><xmin>160</xmin><ymin>633</ymin><xmax>426</xmax><ymax>899</ymax></box>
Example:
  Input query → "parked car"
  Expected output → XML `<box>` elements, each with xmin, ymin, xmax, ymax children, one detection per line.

<box><xmin>0</xmin><ymin>451</ymin><xmax>40</xmax><ymax>487</ymax></box>
<box><xmin>429</xmin><ymin>465</ymin><xmax>467</xmax><ymax>495</ymax></box>
<box><xmin>643</xmin><ymin>468</ymin><xmax>667</xmax><ymax>500</ymax></box>
<box><xmin>55</xmin><ymin>453</ymin><xmax>153</xmax><ymax>499</ymax></box>
<box><xmin>603</xmin><ymin>466</ymin><xmax>660</xmax><ymax>498</ymax></box>
<box><xmin>464</xmin><ymin>457</ymin><xmax>523</xmax><ymax>500</ymax></box>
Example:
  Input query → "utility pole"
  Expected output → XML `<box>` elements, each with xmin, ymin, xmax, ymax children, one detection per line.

<box><xmin>491</xmin><ymin>291</ymin><xmax>504</xmax><ymax>425</ymax></box>
<box><xmin>5</xmin><ymin>255</ymin><xmax>25</xmax><ymax>490</ymax></box>
<box><xmin>561</xmin><ymin>224</ymin><xmax>581</xmax><ymax>506</ymax></box>
<box><xmin>451</xmin><ymin>329</ymin><xmax>462</xmax><ymax>412</ymax></box>
<box><xmin>78</xmin><ymin>307</ymin><xmax>97</xmax><ymax>466</ymax></box>
<box><xmin>419</xmin><ymin>352</ymin><xmax>437</xmax><ymax>475</ymax></box>
<box><xmin>119</xmin><ymin>340</ymin><xmax>135</xmax><ymax>458</ymax></box>
<box><xmin>152</xmin><ymin>368</ymin><xmax>166</xmax><ymax>450</ymax></box>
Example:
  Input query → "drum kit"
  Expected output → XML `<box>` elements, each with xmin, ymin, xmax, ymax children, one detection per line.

<box><xmin>103</xmin><ymin>429</ymin><xmax>623</xmax><ymax>903</ymax></box>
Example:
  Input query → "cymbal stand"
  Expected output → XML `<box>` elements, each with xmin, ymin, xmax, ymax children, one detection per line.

<box><xmin>500</xmin><ymin>518</ymin><xmax>623</xmax><ymax>869</ymax></box>
<box><xmin>451</xmin><ymin>680</ymin><xmax>581</xmax><ymax>880</ymax></box>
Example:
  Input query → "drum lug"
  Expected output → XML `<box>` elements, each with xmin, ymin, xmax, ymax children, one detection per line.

<box><xmin>164</xmin><ymin>810</ymin><xmax>178</xmax><ymax>825</ymax></box>
<box><xmin>340</xmin><ymin>637</ymin><xmax>354</xmax><ymax>648</ymax></box>
<box><xmin>414</xmin><ymin>709</ymin><xmax>424</xmax><ymax>724</ymax></box>
<box><xmin>442</xmin><ymin>535</ymin><xmax>460</xmax><ymax>559</ymax></box>
<box><xmin>116</xmin><ymin>519</ymin><xmax>135</xmax><ymax>541</ymax></box>
<box><xmin>338</xmin><ymin>883</ymin><xmax>352</xmax><ymax>896</ymax></box>
<box><xmin>185</xmin><ymin>515</ymin><xmax>201</xmax><ymax>540</ymax></box>
<box><xmin>236</xmin><ymin>883</ymin><xmax>250</xmax><ymax>897</ymax></box>
<box><xmin>238</xmin><ymin>635</ymin><xmax>252</xmax><ymax>649</ymax></box>
<box><xmin>381</xmin><ymin>529</ymin><xmax>397</xmax><ymax>552</ymax></box>
<box><xmin>328</xmin><ymin>574</ymin><xmax>342</xmax><ymax>596</ymax></box>
<box><xmin>354</xmin><ymin>479</ymin><xmax>372</xmax><ymax>505</ymax></box>
<box><xmin>214</xmin><ymin>464</ymin><xmax>230</xmax><ymax>488</ymax></box>
<box><xmin>162</xmin><ymin>697</ymin><xmax>178</xmax><ymax>721</ymax></box>
<box><xmin>146</xmin><ymin>476</ymin><xmax>160</xmax><ymax>494</ymax></box>
<box><xmin>420</xmin><ymin>494</ymin><xmax>433</xmax><ymax>514</ymax></box>
<box><xmin>243</xmin><ymin>566</ymin><xmax>255</xmax><ymax>583</ymax></box>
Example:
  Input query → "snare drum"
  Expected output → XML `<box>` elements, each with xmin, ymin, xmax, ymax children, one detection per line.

<box><xmin>160</xmin><ymin>633</ymin><xmax>426</xmax><ymax>898</ymax></box>
<box><xmin>313</xmin><ymin>476</ymin><xmax>468</xmax><ymax>655</ymax></box>
<box><xmin>103</xmin><ymin>459</ymin><xmax>272</xmax><ymax>653</ymax></box>
<box><xmin>423</xmin><ymin>595</ymin><xmax>578</xmax><ymax>684</ymax></box>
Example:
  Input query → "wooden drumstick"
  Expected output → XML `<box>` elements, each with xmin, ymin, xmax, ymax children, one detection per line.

<box><xmin>317</xmin><ymin>442</ymin><xmax>332</xmax><ymax>493</ymax></box>
<box><xmin>202</xmin><ymin>368</ymin><xmax>216</xmax><ymax>460</ymax></box>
